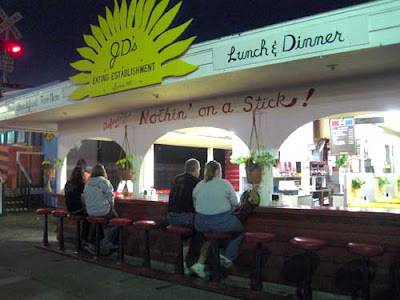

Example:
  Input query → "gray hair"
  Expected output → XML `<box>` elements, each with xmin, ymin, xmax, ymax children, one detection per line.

<box><xmin>185</xmin><ymin>159</ymin><xmax>200</xmax><ymax>173</ymax></box>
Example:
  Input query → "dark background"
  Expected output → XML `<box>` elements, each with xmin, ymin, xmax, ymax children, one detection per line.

<box><xmin>1</xmin><ymin>0</ymin><xmax>373</xmax><ymax>87</ymax></box>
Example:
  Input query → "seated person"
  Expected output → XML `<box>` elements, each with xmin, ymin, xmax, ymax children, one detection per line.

<box><xmin>84</xmin><ymin>164</ymin><xmax>118</xmax><ymax>255</ymax></box>
<box><xmin>168</xmin><ymin>158</ymin><xmax>209</xmax><ymax>279</ymax></box>
<box><xmin>64</xmin><ymin>166</ymin><xmax>89</xmax><ymax>242</ymax></box>
<box><xmin>76</xmin><ymin>158</ymin><xmax>90</xmax><ymax>184</ymax></box>
<box><xmin>193</xmin><ymin>160</ymin><xmax>244</xmax><ymax>269</ymax></box>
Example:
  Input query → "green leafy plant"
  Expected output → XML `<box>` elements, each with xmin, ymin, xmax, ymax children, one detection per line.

<box><xmin>41</xmin><ymin>158</ymin><xmax>63</xmax><ymax>168</ymax></box>
<box><xmin>351</xmin><ymin>178</ymin><xmax>365</xmax><ymax>190</ymax></box>
<box><xmin>397</xmin><ymin>178</ymin><xmax>400</xmax><ymax>186</ymax></box>
<box><xmin>378</xmin><ymin>177</ymin><xmax>390</xmax><ymax>187</ymax></box>
<box><xmin>335</xmin><ymin>155</ymin><xmax>348</xmax><ymax>168</ymax></box>
<box><xmin>230</xmin><ymin>147</ymin><xmax>276</xmax><ymax>171</ymax></box>
<box><xmin>116</xmin><ymin>154</ymin><xmax>134</xmax><ymax>170</ymax></box>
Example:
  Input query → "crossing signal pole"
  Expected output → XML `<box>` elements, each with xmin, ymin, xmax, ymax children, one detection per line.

<box><xmin>0</xmin><ymin>6</ymin><xmax>22</xmax><ymax>97</ymax></box>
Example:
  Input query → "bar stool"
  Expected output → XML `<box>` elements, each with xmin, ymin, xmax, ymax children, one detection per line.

<box><xmin>87</xmin><ymin>216</ymin><xmax>109</xmax><ymax>258</ymax></box>
<box><xmin>36</xmin><ymin>208</ymin><xmax>54</xmax><ymax>246</ymax></box>
<box><xmin>109</xmin><ymin>218</ymin><xmax>132</xmax><ymax>264</ymax></box>
<box><xmin>67</xmin><ymin>214</ymin><xmax>86</xmax><ymax>254</ymax></box>
<box><xmin>166</xmin><ymin>225</ymin><xmax>193</xmax><ymax>275</ymax></box>
<box><xmin>290</xmin><ymin>236</ymin><xmax>327</xmax><ymax>300</ymax></box>
<box><xmin>132</xmin><ymin>220</ymin><xmax>159</xmax><ymax>268</ymax></box>
<box><xmin>347</xmin><ymin>242</ymin><xmax>384</xmax><ymax>300</ymax></box>
<box><xmin>245</xmin><ymin>232</ymin><xmax>275</xmax><ymax>291</ymax></box>
<box><xmin>51</xmin><ymin>209</ymin><xmax>68</xmax><ymax>251</ymax></box>
<box><xmin>203</xmin><ymin>232</ymin><xmax>233</xmax><ymax>282</ymax></box>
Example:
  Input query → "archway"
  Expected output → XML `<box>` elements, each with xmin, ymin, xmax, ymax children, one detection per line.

<box><xmin>63</xmin><ymin>138</ymin><xmax>125</xmax><ymax>190</ymax></box>
<box><xmin>276</xmin><ymin>110</ymin><xmax>400</xmax><ymax>208</ymax></box>
<box><xmin>138</xmin><ymin>126</ymin><xmax>249</xmax><ymax>197</ymax></box>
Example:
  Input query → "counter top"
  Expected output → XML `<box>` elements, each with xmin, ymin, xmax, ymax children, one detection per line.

<box><xmin>114</xmin><ymin>196</ymin><xmax>400</xmax><ymax>219</ymax></box>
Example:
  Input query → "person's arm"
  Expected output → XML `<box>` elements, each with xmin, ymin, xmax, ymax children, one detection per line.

<box><xmin>225</xmin><ymin>180</ymin><xmax>239</xmax><ymax>206</ymax></box>
<box><xmin>103</xmin><ymin>180</ymin><xmax>114</xmax><ymax>206</ymax></box>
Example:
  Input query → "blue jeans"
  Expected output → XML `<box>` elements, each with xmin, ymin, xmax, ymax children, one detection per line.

<box><xmin>194</xmin><ymin>212</ymin><xmax>244</xmax><ymax>261</ymax></box>
<box><xmin>167</xmin><ymin>212</ymin><xmax>194</xmax><ymax>227</ymax></box>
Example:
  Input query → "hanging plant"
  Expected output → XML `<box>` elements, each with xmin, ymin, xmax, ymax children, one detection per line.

<box><xmin>230</xmin><ymin>112</ymin><xmax>276</xmax><ymax>184</ymax></box>
<box><xmin>117</xmin><ymin>125</ymin><xmax>136</xmax><ymax>183</ymax></box>
<box><xmin>42</xmin><ymin>158</ymin><xmax>63</xmax><ymax>192</ymax></box>
<box><xmin>44</xmin><ymin>133</ymin><xmax>54</xmax><ymax>142</ymax></box>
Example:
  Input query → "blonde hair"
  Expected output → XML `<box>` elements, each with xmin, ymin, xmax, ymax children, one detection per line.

<box><xmin>204</xmin><ymin>160</ymin><xmax>221</xmax><ymax>182</ymax></box>
<box><xmin>91</xmin><ymin>164</ymin><xmax>108</xmax><ymax>179</ymax></box>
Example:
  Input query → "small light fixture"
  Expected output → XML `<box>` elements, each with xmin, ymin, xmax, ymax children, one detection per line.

<box><xmin>327</xmin><ymin>64</ymin><xmax>338</xmax><ymax>71</ymax></box>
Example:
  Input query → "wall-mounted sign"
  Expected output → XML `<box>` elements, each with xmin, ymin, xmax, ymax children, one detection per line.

<box><xmin>330</xmin><ymin>117</ymin><xmax>356</xmax><ymax>155</ymax></box>
<box><xmin>69</xmin><ymin>0</ymin><xmax>198</xmax><ymax>100</ymax></box>
<box><xmin>213</xmin><ymin>16</ymin><xmax>368</xmax><ymax>70</ymax></box>
<box><xmin>15</xmin><ymin>90</ymin><xmax>63</xmax><ymax>116</ymax></box>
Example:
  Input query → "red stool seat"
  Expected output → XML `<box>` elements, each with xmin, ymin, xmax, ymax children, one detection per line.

<box><xmin>133</xmin><ymin>220</ymin><xmax>158</xmax><ymax>230</ymax></box>
<box><xmin>110</xmin><ymin>218</ymin><xmax>132</xmax><ymax>227</ymax></box>
<box><xmin>87</xmin><ymin>216</ymin><xmax>108</xmax><ymax>224</ymax></box>
<box><xmin>67</xmin><ymin>214</ymin><xmax>86</xmax><ymax>221</ymax></box>
<box><xmin>245</xmin><ymin>232</ymin><xmax>275</xmax><ymax>244</ymax></box>
<box><xmin>52</xmin><ymin>209</ymin><xmax>68</xmax><ymax>217</ymax></box>
<box><xmin>347</xmin><ymin>242</ymin><xmax>384</xmax><ymax>257</ymax></box>
<box><xmin>36</xmin><ymin>208</ymin><xmax>54</xmax><ymax>214</ymax></box>
<box><xmin>290</xmin><ymin>236</ymin><xmax>326</xmax><ymax>251</ymax></box>
<box><xmin>204</xmin><ymin>232</ymin><xmax>232</xmax><ymax>240</ymax></box>
<box><xmin>166</xmin><ymin>225</ymin><xmax>193</xmax><ymax>236</ymax></box>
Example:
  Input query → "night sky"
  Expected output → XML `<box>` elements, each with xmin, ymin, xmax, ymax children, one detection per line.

<box><xmin>2</xmin><ymin>0</ymin><xmax>373</xmax><ymax>87</ymax></box>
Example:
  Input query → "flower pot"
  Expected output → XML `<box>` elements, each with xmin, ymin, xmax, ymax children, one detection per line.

<box><xmin>246</xmin><ymin>165</ymin><xmax>263</xmax><ymax>184</ymax></box>
<box><xmin>351</xmin><ymin>188</ymin><xmax>362</xmax><ymax>201</ymax></box>
<box><xmin>46</xmin><ymin>179</ymin><xmax>52</xmax><ymax>193</ymax></box>
<box><xmin>44</xmin><ymin>165</ymin><xmax>55</xmax><ymax>179</ymax></box>
<box><xmin>118</xmin><ymin>168</ymin><xmax>134</xmax><ymax>181</ymax></box>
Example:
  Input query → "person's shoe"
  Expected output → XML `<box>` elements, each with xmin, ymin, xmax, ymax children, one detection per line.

<box><xmin>82</xmin><ymin>242</ymin><xmax>96</xmax><ymax>256</ymax></box>
<box><xmin>184</xmin><ymin>262</ymin><xmax>194</xmax><ymax>275</ymax></box>
<box><xmin>220</xmin><ymin>255</ymin><xmax>233</xmax><ymax>269</ymax></box>
<box><xmin>109</xmin><ymin>244</ymin><xmax>119</xmax><ymax>251</ymax></box>
<box><xmin>190</xmin><ymin>263</ymin><xmax>209</xmax><ymax>280</ymax></box>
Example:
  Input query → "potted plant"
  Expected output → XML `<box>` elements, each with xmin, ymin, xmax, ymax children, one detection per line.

<box><xmin>397</xmin><ymin>178</ymin><xmax>400</xmax><ymax>195</ymax></box>
<box><xmin>378</xmin><ymin>176</ymin><xmax>390</xmax><ymax>194</ymax></box>
<box><xmin>335</xmin><ymin>155</ymin><xmax>348</xmax><ymax>169</ymax></box>
<box><xmin>42</xmin><ymin>158</ymin><xmax>62</xmax><ymax>179</ymax></box>
<box><xmin>351</xmin><ymin>177</ymin><xmax>365</xmax><ymax>190</ymax></box>
<box><xmin>116</xmin><ymin>154</ymin><xmax>135</xmax><ymax>181</ymax></box>
<box><xmin>42</xmin><ymin>158</ymin><xmax>63</xmax><ymax>192</ymax></box>
<box><xmin>230</xmin><ymin>147</ymin><xmax>276</xmax><ymax>184</ymax></box>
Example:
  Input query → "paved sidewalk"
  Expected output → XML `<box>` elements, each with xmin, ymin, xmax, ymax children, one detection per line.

<box><xmin>0</xmin><ymin>211</ymin><xmax>238</xmax><ymax>300</ymax></box>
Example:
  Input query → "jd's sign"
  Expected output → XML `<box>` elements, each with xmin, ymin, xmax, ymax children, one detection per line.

<box><xmin>69</xmin><ymin>0</ymin><xmax>198</xmax><ymax>100</ymax></box>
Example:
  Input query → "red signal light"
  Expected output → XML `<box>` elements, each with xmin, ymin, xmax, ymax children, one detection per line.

<box><xmin>3</xmin><ymin>40</ymin><xmax>23</xmax><ymax>57</ymax></box>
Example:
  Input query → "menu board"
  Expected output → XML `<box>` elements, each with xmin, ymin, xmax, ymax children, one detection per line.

<box><xmin>330</xmin><ymin>117</ymin><xmax>356</xmax><ymax>155</ymax></box>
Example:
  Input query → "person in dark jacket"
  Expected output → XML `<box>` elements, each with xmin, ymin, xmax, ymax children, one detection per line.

<box><xmin>168</xmin><ymin>158</ymin><xmax>201</xmax><ymax>224</ymax></box>
<box><xmin>64</xmin><ymin>166</ymin><xmax>88</xmax><ymax>242</ymax></box>
<box><xmin>65</xmin><ymin>166</ymin><xmax>85</xmax><ymax>214</ymax></box>
<box><xmin>168</xmin><ymin>159</ymin><xmax>209</xmax><ymax>279</ymax></box>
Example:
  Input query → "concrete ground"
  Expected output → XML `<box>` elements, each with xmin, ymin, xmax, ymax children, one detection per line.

<box><xmin>0</xmin><ymin>211</ymin><xmax>352</xmax><ymax>300</ymax></box>
<box><xmin>0</xmin><ymin>211</ymin><xmax>240</xmax><ymax>300</ymax></box>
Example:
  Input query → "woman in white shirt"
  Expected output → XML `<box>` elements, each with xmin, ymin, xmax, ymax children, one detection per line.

<box><xmin>193</xmin><ymin>160</ymin><xmax>244</xmax><ymax>266</ymax></box>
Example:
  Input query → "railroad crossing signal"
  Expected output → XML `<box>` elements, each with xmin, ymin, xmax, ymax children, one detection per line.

<box><xmin>0</xmin><ymin>54</ymin><xmax>13</xmax><ymax>72</ymax></box>
<box><xmin>0</xmin><ymin>7</ymin><xmax>22</xmax><ymax>77</ymax></box>
<box><xmin>0</xmin><ymin>7</ymin><xmax>22</xmax><ymax>39</ymax></box>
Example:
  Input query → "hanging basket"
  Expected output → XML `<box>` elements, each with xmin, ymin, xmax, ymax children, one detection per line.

<box><xmin>246</xmin><ymin>164</ymin><xmax>263</xmax><ymax>184</ymax></box>
<box><xmin>118</xmin><ymin>168</ymin><xmax>135</xmax><ymax>181</ymax></box>
<box><xmin>44</xmin><ymin>165</ymin><xmax>56</xmax><ymax>180</ymax></box>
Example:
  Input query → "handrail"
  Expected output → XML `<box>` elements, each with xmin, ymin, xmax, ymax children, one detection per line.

<box><xmin>16</xmin><ymin>151</ymin><xmax>44</xmax><ymax>185</ymax></box>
